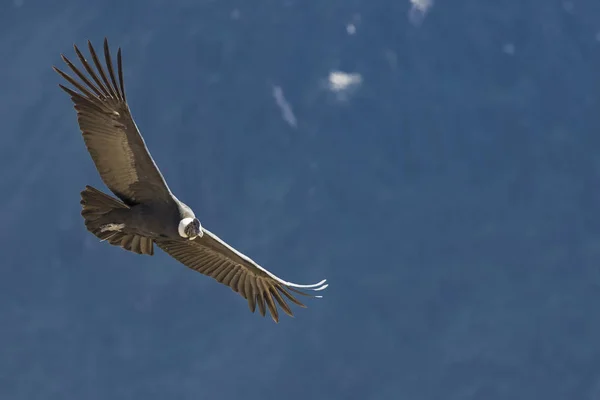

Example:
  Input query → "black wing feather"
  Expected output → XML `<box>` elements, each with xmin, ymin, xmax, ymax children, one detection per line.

<box><xmin>155</xmin><ymin>229</ymin><xmax>328</xmax><ymax>323</ymax></box>
<box><xmin>54</xmin><ymin>38</ymin><xmax>172</xmax><ymax>206</ymax></box>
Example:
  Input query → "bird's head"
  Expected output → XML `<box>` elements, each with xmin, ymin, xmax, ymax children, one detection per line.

<box><xmin>178</xmin><ymin>217</ymin><xmax>203</xmax><ymax>240</ymax></box>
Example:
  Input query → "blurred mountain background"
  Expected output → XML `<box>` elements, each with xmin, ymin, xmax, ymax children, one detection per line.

<box><xmin>1</xmin><ymin>0</ymin><xmax>600</xmax><ymax>399</ymax></box>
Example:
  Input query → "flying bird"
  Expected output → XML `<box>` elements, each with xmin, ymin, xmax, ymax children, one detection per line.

<box><xmin>53</xmin><ymin>38</ymin><xmax>328</xmax><ymax>322</ymax></box>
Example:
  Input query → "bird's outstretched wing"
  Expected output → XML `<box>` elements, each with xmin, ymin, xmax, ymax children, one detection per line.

<box><xmin>155</xmin><ymin>230</ymin><xmax>328</xmax><ymax>322</ymax></box>
<box><xmin>53</xmin><ymin>38</ymin><xmax>172</xmax><ymax>206</ymax></box>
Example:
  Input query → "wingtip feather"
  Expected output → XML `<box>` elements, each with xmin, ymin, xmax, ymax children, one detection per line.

<box><xmin>279</xmin><ymin>278</ymin><xmax>328</xmax><ymax>290</ymax></box>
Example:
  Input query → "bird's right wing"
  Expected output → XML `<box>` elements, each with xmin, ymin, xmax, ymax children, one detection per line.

<box><xmin>155</xmin><ymin>229</ymin><xmax>328</xmax><ymax>322</ymax></box>
<box><xmin>53</xmin><ymin>38</ymin><xmax>173</xmax><ymax>206</ymax></box>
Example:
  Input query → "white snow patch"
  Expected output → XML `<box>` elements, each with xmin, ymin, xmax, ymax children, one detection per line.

<box><xmin>409</xmin><ymin>0</ymin><xmax>433</xmax><ymax>26</ymax></box>
<box><xmin>272</xmin><ymin>85</ymin><xmax>297</xmax><ymax>128</ymax></box>
<box><xmin>325</xmin><ymin>71</ymin><xmax>363</xmax><ymax>102</ymax></box>
<box><xmin>328</xmin><ymin>71</ymin><xmax>362</xmax><ymax>92</ymax></box>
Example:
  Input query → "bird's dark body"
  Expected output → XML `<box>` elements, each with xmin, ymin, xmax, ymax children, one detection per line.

<box><xmin>54</xmin><ymin>37</ymin><xmax>328</xmax><ymax>323</ymax></box>
<box><xmin>102</xmin><ymin>201</ymin><xmax>185</xmax><ymax>239</ymax></box>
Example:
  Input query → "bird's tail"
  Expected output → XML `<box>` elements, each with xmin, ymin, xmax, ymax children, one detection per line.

<box><xmin>80</xmin><ymin>185</ymin><xmax>154</xmax><ymax>255</ymax></box>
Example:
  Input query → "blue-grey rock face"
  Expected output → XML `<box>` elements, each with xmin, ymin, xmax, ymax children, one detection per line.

<box><xmin>1</xmin><ymin>1</ymin><xmax>600</xmax><ymax>399</ymax></box>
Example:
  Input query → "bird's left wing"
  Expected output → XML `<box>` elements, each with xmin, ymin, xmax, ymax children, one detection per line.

<box><xmin>53</xmin><ymin>38</ymin><xmax>173</xmax><ymax>206</ymax></box>
<box><xmin>155</xmin><ymin>229</ymin><xmax>328</xmax><ymax>322</ymax></box>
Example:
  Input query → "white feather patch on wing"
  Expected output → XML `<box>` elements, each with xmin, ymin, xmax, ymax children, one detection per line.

<box><xmin>100</xmin><ymin>223</ymin><xmax>125</xmax><ymax>232</ymax></box>
<box><xmin>203</xmin><ymin>228</ymin><xmax>329</xmax><ymax>294</ymax></box>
